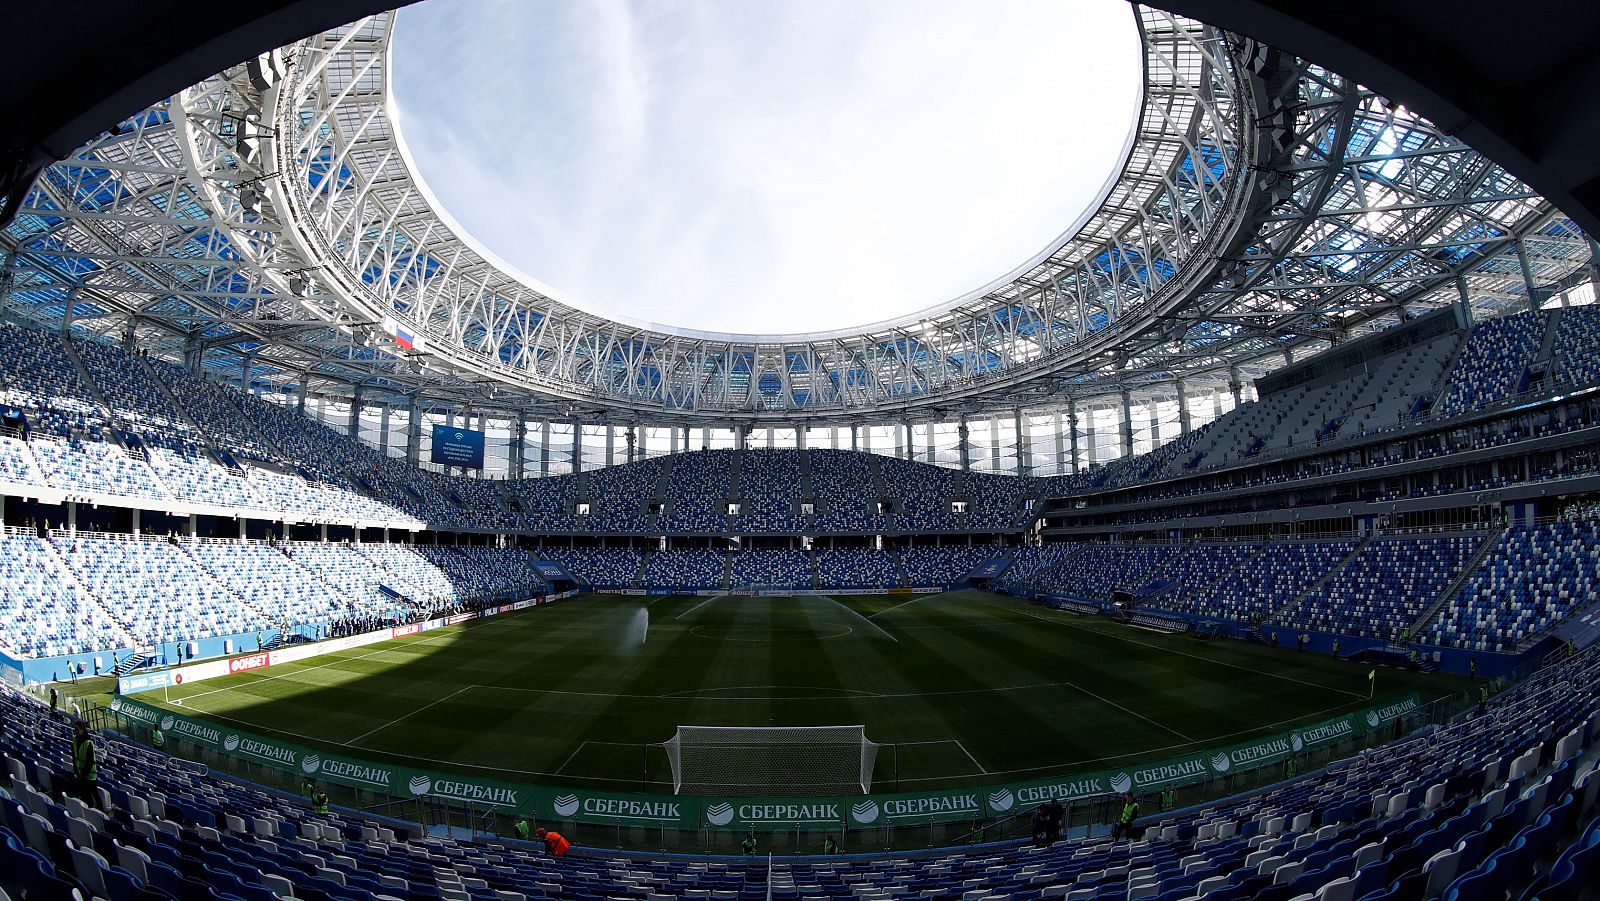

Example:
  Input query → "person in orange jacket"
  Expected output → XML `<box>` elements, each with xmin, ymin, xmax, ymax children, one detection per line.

<box><xmin>535</xmin><ymin>826</ymin><xmax>571</xmax><ymax>857</ymax></box>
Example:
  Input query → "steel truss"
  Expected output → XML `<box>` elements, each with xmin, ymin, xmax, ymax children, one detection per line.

<box><xmin>1</xmin><ymin>5</ymin><xmax>1593</xmax><ymax>434</ymax></box>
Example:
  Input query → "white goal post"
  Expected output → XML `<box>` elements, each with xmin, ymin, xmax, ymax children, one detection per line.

<box><xmin>662</xmin><ymin>725</ymin><xmax>881</xmax><ymax>796</ymax></box>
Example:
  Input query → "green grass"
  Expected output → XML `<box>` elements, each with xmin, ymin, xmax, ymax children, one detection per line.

<box><xmin>139</xmin><ymin>590</ymin><xmax>1465</xmax><ymax>793</ymax></box>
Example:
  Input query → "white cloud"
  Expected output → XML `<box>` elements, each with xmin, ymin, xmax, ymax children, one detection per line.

<box><xmin>391</xmin><ymin>0</ymin><xmax>1142</xmax><ymax>335</ymax></box>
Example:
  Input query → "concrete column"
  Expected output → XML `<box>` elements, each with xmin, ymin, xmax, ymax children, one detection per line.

<box><xmin>131</xmin><ymin>508</ymin><xmax>140</xmax><ymax>536</ymax></box>
<box><xmin>796</xmin><ymin>426</ymin><xmax>807</xmax><ymax>451</ymax></box>
<box><xmin>734</xmin><ymin>424</ymin><xmax>746</xmax><ymax>451</ymax></box>
<box><xmin>240</xmin><ymin>354</ymin><xmax>254</xmax><ymax>395</ymax></box>
<box><xmin>1176</xmin><ymin>379</ymin><xmax>1191</xmax><ymax>436</ymax></box>
<box><xmin>184</xmin><ymin>335</ymin><xmax>201</xmax><ymax>373</ymax></box>
<box><xmin>1454</xmin><ymin>274</ymin><xmax>1475</xmax><ymax>327</ymax></box>
<box><xmin>851</xmin><ymin>424</ymin><xmax>860</xmax><ymax>452</ymax></box>
<box><xmin>957</xmin><ymin>417</ymin><xmax>970</xmax><ymax>472</ymax></box>
<box><xmin>348</xmin><ymin>385</ymin><xmax>363</xmax><ymax>439</ymax></box>
<box><xmin>626</xmin><ymin>424</ymin><xmax>637</xmax><ymax>464</ymax></box>
<box><xmin>1063</xmin><ymin>403</ymin><xmax>1077</xmax><ymax>474</ymax></box>
<box><xmin>1516</xmin><ymin>239</ymin><xmax>1544</xmax><ymax>313</ymax></box>
<box><xmin>1119</xmin><ymin>389</ymin><xmax>1134</xmax><ymax>458</ymax></box>
<box><xmin>992</xmin><ymin>412</ymin><xmax>1004</xmax><ymax>476</ymax></box>
<box><xmin>514</xmin><ymin>413</ymin><xmax>528</xmax><ymax>477</ymax></box>
<box><xmin>605</xmin><ymin>422</ymin><xmax>615</xmax><ymax>467</ymax></box>
<box><xmin>902</xmin><ymin>421</ymin><xmax>912</xmax><ymax>460</ymax></box>
<box><xmin>1083</xmin><ymin>403</ymin><xmax>1098</xmax><ymax>467</ymax></box>
<box><xmin>539</xmin><ymin>420</ymin><xmax>551</xmax><ymax>476</ymax></box>
<box><xmin>405</xmin><ymin>400</ymin><xmax>421</xmax><ymax>465</ymax></box>
<box><xmin>570</xmin><ymin>419</ymin><xmax>583</xmax><ymax>475</ymax></box>
<box><xmin>1229</xmin><ymin>366</ymin><xmax>1243</xmax><ymax>407</ymax></box>
<box><xmin>446</xmin><ymin>410</ymin><xmax>458</xmax><ymax>476</ymax></box>
<box><xmin>378</xmin><ymin>404</ymin><xmax>391</xmax><ymax>456</ymax></box>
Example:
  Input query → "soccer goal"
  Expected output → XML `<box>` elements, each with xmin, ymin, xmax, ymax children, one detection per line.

<box><xmin>661</xmin><ymin>725</ymin><xmax>881</xmax><ymax>796</ymax></box>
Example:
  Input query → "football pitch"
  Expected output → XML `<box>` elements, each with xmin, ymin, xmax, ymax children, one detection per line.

<box><xmin>142</xmin><ymin>590</ymin><xmax>1464</xmax><ymax>794</ymax></box>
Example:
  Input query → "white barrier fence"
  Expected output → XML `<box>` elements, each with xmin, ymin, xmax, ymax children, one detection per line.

<box><xmin>117</xmin><ymin>590</ymin><xmax>578</xmax><ymax>695</ymax></box>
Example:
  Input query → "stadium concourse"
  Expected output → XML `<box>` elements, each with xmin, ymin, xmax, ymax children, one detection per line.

<box><xmin>3</xmin><ymin>0</ymin><xmax>1600</xmax><ymax>899</ymax></box>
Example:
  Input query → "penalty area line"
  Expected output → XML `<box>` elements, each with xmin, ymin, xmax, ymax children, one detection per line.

<box><xmin>553</xmin><ymin>742</ymin><xmax>589</xmax><ymax>776</ymax></box>
<box><xmin>865</xmin><ymin>593</ymin><xmax>940</xmax><ymax>620</ymax></box>
<box><xmin>819</xmin><ymin>595</ymin><xmax>899</xmax><ymax>643</ymax></box>
<box><xmin>673</xmin><ymin>593</ymin><xmax>728</xmax><ymax>621</ymax></box>
<box><xmin>344</xmin><ymin>685</ymin><xmax>473</xmax><ymax>746</ymax></box>
<box><xmin>953</xmin><ymin>739</ymin><xmax>989</xmax><ymax>774</ymax></box>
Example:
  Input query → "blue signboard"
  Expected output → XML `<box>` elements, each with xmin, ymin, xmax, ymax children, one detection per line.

<box><xmin>431</xmin><ymin>425</ymin><xmax>486</xmax><ymax>468</ymax></box>
<box><xmin>968</xmin><ymin>558</ymin><xmax>1013</xmax><ymax>579</ymax></box>
<box><xmin>118</xmin><ymin>670</ymin><xmax>172</xmax><ymax>694</ymax></box>
<box><xmin>532</xmin><ymin>561</ymin><xmax>571</xmax><ymax>581</ymax></box>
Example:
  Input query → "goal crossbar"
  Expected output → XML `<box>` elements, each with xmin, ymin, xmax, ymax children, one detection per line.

<box><xmin>661</xmin><ymin>725</ymin><xmax>881</xmax><ymax>796</ymax></box>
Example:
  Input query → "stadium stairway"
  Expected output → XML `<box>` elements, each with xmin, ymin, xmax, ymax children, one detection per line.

<box><xmin>134</xmin><ymin>354</ymin><xmax>217</xmax><ymax>451</ymax></box>
<box><xmin>111</xmin><ymin>651</ymin><xmax>153</xmax><ymax>678</ymax></box>
<box><xmin>1269</xmin><ymin>537</ymin><xmax>1372</xmax><ymax>624</ymax></box>
<box><xmin>1537</xmin><ymin>307</ymin><xmax>1566</xmax><ymax>370</ymax></box>
<box><xmin>175</xmin><ymin>543</ymin><xmax>271</xmax><ymax>625</ymax></box>
<box><xmin>38</xmin><ymin>537</ymin><xmax>137</xmax><ymax>649</ymax></box>
<box><xmin>1407</xmin><ymin>524</ymin><xmax>1508</xmax><ymax>638</ymax></box>
<box><xmin>1162</xmin><ymin>543</ymin><xmax>1270</xmax><ymax>616</ymax></box>
<box><xmin>726</xmin><ymin>447</ymin><xmax>743</xmax><ymax>498</ymax></box>
<box><xmin>1428</xmin><ymin>330</ymin><xmax>1470</xmax><ymax>409</ymax></box>
<box><xmin>651</xmin><ymin>454</ymin><xmax>676</xmax><ymax>504</ymax></box>
<box><xmin>797</xmin><ymin>448</ymin><xmax>817</xmax><ymax>501</ymax></box>
<box><xmin>57</xmin><ymin>335</ymin><xmax>119</xmax><ymax>430</ymax></box>
<box><xmin>863</xmin><ymin>453</ymin><xmax>890</xmax><ymax>506</ymax></box>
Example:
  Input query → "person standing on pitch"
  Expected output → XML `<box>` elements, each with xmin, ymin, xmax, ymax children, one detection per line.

<box><xmin>822</xmin><ymin>835</ymin><xmax>839</xmax><ymax>855</ymax></box>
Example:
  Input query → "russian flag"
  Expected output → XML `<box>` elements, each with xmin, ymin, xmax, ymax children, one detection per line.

<box><xmin>393</xmin><ymin>326</ymin><xmax>415</xmax><ymax>351</ymax></box>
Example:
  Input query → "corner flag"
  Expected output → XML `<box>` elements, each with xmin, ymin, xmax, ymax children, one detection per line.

<box><xmin>1368</xmin><ymin>669</ymin><xmax>1375</xmax><ymax>698</ymax></box>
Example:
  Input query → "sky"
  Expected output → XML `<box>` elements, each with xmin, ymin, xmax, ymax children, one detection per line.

<box><xmin>391</xmin><ymin>0</ymin><xmax>1142</xmax><ymax>336</ymax></box>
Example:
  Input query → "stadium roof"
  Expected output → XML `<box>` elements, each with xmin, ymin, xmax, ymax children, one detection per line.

<box><xmin>1</xmin><ymin>2</ymin><xmax>1595</xmax><ymax>426</ymax></box>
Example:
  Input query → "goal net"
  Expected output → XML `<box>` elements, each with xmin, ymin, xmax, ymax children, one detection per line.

<box><xmin>662</xmin><ymin>725</ymin><xmax>881</xmax><ymax>796</ymax></box>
